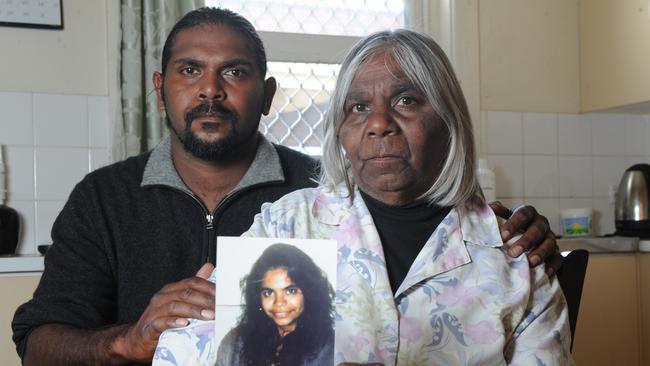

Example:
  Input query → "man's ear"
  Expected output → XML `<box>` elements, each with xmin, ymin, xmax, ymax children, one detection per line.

<box><xmin>262</xmin><ymin>77</ymin><xmax>277</xmax><ymax>115</ymax></box>
<box><xmin>153</xmin><ymin>71</ymin><xmax>165</xmax><ymax>111</ymax></box>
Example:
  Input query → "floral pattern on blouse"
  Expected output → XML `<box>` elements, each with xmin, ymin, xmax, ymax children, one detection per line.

<box><xmin>153</xmin><ymin>185</ymin><xmax>571</xmax><ymax>365</ymax></box>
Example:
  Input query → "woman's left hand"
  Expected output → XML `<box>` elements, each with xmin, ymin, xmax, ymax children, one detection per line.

<box><xmin>489</xmin><ymin>201</ymin><xmax>562</xmax><ymax>276</ymax></box>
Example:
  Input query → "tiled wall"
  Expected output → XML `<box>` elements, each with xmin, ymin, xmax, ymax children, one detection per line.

<box><xmin>0</xmin><ymin>91</ymin><xmax>109</xmax><ymax>255</ymax></box>
<box><xmin>481</xmin><ymin>110</ymin><xmax>650</xmax><ymax>236</ymax></box>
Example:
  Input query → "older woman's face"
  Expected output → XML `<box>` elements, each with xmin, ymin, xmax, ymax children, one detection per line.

<box><xmin>339</xmin><ymin>51</ymin><xmax>449</xmax><ymax>206</ymax></box>
<box><xmin>260</xmin><ymin>267</ymin><xmax>305</xmax><ymax>336</ymax></box>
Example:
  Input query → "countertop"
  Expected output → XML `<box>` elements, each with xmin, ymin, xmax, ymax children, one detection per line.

<box><xmin>0</xmin><ymin>236</ymin><xmax>648</xmax><ymax>274</ymax></box>
<box><xmin>558</xmin><ymin>236</ymin><xmax>645</xmax><ymax>254</ymax></box>
<box><xmin>0</xmin><ymin>255</ymin><xmax>44</xmax><ymax>274</ymax></box>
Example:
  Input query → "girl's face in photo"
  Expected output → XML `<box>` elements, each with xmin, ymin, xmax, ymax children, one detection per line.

<box><xmin>260</xmin><ymin>267</ymin><xmax>305</xmax><ymax>336</ymax></box>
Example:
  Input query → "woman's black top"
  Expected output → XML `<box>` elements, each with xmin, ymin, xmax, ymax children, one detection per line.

<box><xmin>360</xmin><ymin>190</ymin><xmax>452</xmax><ymax>294</ymax></box>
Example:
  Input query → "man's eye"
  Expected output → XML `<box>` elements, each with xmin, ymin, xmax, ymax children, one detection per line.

<box><xmin>225</xmin><ymin>69</ymin><xmax>243</xmax><ymax>77</ymax></box>
<box><xmin>180</xmin><ymin>67</ymin><xmax>198</xmax><ymax>76</ymax></box>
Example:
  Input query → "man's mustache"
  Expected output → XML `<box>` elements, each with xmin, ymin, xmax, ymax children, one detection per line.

<box><xmin>184</xmin><ymin>102</ymin><xmax>238</xmax><ymax>128</ymax></box>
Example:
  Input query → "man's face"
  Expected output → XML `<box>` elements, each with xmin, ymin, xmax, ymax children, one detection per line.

<box><xmin>339</xmin><ymin>51</ymin><xmax>449</xmax><ymax>206</ymax></box>
<box><xmin>153</xmin><ymin>24</ymin><xmax>276</xmax><ymax>161</ymax></box>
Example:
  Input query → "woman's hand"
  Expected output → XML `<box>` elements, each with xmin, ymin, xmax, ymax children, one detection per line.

<box><xmin>490</xmin><ymin>201</ymin><xmax>562</xmax><ymax>276</ymax></box>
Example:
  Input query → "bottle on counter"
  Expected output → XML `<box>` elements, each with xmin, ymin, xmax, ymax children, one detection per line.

<box><xmin>477</xmin><ymin>158</ymin><xmax>497</xmax><ymax>203</ymax></box>
<box><xmin>0</xmin><ymin>145</ymin><xmax>19</xmax><ymax>255</ymax></box>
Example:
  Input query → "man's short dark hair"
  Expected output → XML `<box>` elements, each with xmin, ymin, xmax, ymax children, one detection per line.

<box><xmin>161</xmin><ymin>7</ymin><xmax>268</xmax><ymax>78</ymax></box>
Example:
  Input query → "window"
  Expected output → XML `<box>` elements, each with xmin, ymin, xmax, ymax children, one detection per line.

<box><xmin>207</xmin><ymin>0</ymin><xmax>408</xmax><ymax>155</ymax></box>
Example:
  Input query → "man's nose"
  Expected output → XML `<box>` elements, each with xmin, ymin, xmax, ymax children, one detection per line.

<box><xmin>366</xmin><ymin>108</ymin><xmax>397</xmax><ymax>137</ymax></box>
<box><xmin>198</xmin><ymin>74</ymin><xmax>225</xmax><ymax>101</ymax></box>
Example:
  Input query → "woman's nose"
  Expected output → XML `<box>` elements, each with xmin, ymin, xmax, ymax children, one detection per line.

<box><xmin>366</xmin><ymin>109</ymin><xmax>397</xmax><ymax>137</ymax></box>
<box><xmin>275</xmin><ymin>292</ymin><xmax>287</xmax><ymax>305</ymax></box>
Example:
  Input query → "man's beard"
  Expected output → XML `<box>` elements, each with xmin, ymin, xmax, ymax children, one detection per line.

<box><xmin>167</xmin><ymin>102</ymin><xmax>242</xmax><ymax>162</ymax></box>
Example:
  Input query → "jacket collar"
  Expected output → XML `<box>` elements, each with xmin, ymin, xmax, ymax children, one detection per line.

<box><xmin>311</xmin><ymin>185</ymin><xmax>503</xmax><ymax>297</ymax></box>
<box><xmin>140</xmin><ymin>133</ymin><xmax>285</xmax><ymax>195</ymax></box>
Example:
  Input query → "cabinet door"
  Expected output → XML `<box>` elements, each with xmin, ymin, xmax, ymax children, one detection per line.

<box><xmin>572</xmin><ymin>254</ymin><xmax>641</xmax><ymax>365</ymax></box>
<box><xmin>639</xmin><ymin>254</ymin><xmax>650</xmax><ymax>365</ymax></box>
<box><xmin>0</xmin><ymin>275</ymin><xmax>41</xmax><ymax>366</ymax></box>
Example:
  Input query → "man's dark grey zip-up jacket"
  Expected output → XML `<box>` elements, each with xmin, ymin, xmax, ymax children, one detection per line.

<box><xmin>11</xmin><ymin>135</ymin><xmax>319</xmax><ymax>365</ymax></box>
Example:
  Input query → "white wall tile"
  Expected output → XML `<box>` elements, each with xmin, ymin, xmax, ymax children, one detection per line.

<box><xmin>488</xmin><ymin>154</ymin><xmax>524</xmax><ymax>197</ymax></box>
<box><xmin>5</xmin><ymin>200</ymin><xmax>35</xmax><ymax>255</ymax></box>
<box><xmin>558</xmin><ymin>114</ymin><xmax>591</xmax><ymax>155</ymax></box>
<box><xmin>90</xmin><ymin>148</ymin><xmax>109</xmax><ymax>171</ymax></box>
<box><xmin>624</xmin><ymin>114</ymin><xmax>650</xmax><ymax>156</ymax></box>
<box><xmin>524</xmin><ymin>155</ymin><xmax>558</xmax><ymax>197</ymax></box>
<box><xmin>524</xmin><ymin>198</ymin><xmax>560</xmax><ymax>234</ymax></box>
<box><xmin>35</xmin><ymin>200</ymin><xmax>65</xmax><ymax>245</ymax></box>
<box><xmin>523</xmin><ymin>113</ymin><xmax>557</xmax><ymax>154</ymax></box>
<box><xmin>559</xmin><ymin>156</ymin><xmax>593</xmax><ymax>197</ymax></box>
<box><xmin>592</xmin><ymin>197</ymin><xmax>615</xmax><ymax>236</ymax></box>
<box><xmin>35</xmin><ymin>147</ymin><xmax>89</xmax><ymax>200</ymax></box>
<box><xmin>497</xmin><ymin>198</ymin><xmax>524</xmax><ymax>211</ymax></box>
<box><xmin>592</xmin><ymin>156</ymin><xmax>627</xmax><ymax>197</ymax></box>
<box><xmin>590</xmin><ymin>113</ymin><xmax>625</xmax><ymax>156</ymax></box>
<box><xmin>479</xmin><ymin>111</ymin><xmax>488</xmax><ymax>155</ymax></box>
<box><xmin>625</xmin><ymin>156</ymin><xmax>649</xmax><ymax>168</ymax></box>
<box><xmin>4</xmin><ymin>146</ymin><xmax>34</xmax><ymax>200</ymax></box>
<box><xmin>559</xmin><ymin>198</ymin><xmax>593</xmax><ymax>211</ymax></box>
<box><xmin>88</xmin><ymin>96</ymin><xmax>109</xmax><ymax>148</ymax></box>
<box><xmin>34</xmin><ymin>94</ymin><xmax>88</xmax><ymax>147</ymax></box>
<box><xmin>0</xmin><ymin>91</ymin><xmax>33</xmax><ymax>146</ymax></box>
<box><xmin>486</xmin><ymin>111</ymin><xmax>523</xmax><ymax>154</ymax></box>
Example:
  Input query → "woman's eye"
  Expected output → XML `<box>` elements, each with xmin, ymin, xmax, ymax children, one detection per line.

<box><xmin>261</xmin><ymin>289</ymin><xmax>273</xmax><ymax>297</ymax></box>
<box><xmin>286</xmin><ymin>287</ymin><xmax>300</xmax><ymax>295</ymax></box>
<box><xmin>351</xmin><ymin>104</ymin><xmax>367</xmax><ymax>112</ymax></box>
<box><xmin>397</xmin><ymin>96</ymin><xmax>416</xmax><ymax>105</ymax></box>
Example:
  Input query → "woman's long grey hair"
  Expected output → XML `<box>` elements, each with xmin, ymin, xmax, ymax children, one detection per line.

<box><xmin>320</xmin><ymin>29</ymin><xmax>482</xmax><ymax>206</ymax></box>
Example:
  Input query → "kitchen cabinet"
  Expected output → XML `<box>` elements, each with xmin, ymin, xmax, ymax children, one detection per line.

<box><xmin>478</xmin><ymin>0</ymin><xmax>580</xmax><ymax>113</ymax></box>
<box><xmin>572</xmin><ymin>254</ymin><xmax>642</xmax><ymax>365</ymax></box>
<box><xmin>0</xmin><ymin>275</ymin><xmax>41</xmax><ymax>366</ymax></box>
<box><xmin>639</xmin><ymin>253</ymin><xmax>650</xmax><ymax>365</ymax></box>
<box><xmin>580</xmin><ymin>0</ymin><xmax>650</xmax><ymax>112</ymax></box>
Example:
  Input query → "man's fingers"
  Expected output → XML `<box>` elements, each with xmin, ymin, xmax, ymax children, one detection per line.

<box><xmin>196</xmin><ymin>262</ymin><xmax>214</xmax><ymax>279</ymax></box>
<box><xmin>543</xmin><ymin>249</ymin><xmax>563</xmax><ymax>276</ymax></box>
<box><xmin>489</xmin><ymin>201</ymin><xmax>512</xmax><ymax>220</ymax></box>
<box><xmin>525</xmin><ymin>232</ymin><xmax>557</xmax><ymax>266</ymax></box>
<box><xmin>501</xmin><ymin>205</ymin><xmax>539</xmax><ymax>242</ymax></box>
<box><xmin>507</xmin><ymin>216</ymin><xmax>547</xmax><ymax>258</ymax></box>
<box><xmin>155</xmin><ymin>276</ymin><xmax>216</xmax><ymax>303</ymax></box>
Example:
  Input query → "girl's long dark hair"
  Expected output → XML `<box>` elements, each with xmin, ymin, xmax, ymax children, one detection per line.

<box><xmin>236</xmin><ymin>243</ymin><xmax>334</xmax><ymax>365</ymax></box>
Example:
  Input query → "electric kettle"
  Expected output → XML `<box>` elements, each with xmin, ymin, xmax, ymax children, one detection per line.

<box><xmin>615</xmin><ymin>163</ymin><xmax>650</xmax><ymax>237</ymax></box>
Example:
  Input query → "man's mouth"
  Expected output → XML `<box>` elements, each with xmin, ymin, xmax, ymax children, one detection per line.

<box><xmin>185</xmin><ymin>103</ymin><xmax>237</xmax><ymax>127</ymax></box>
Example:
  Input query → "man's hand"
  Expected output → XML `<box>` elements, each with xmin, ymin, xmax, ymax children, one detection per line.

<box><xmin>113</xmin><ymin>262</ymin><xmax>215</xmax><ymax>362</ymax></box>
<box><xmin>490</xmin><ymin>201</ymin><xmax>562</xmax><ymax>275</ymax></box>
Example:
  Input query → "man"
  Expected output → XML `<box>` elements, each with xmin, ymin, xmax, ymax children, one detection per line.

<box><xmin>12</xmin><ymin>7</ymin><xmax>559</xmax><ymax>366</ymax></box>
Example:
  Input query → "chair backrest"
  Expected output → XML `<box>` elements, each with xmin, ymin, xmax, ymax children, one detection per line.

<box><xmin>556</xmin><ymin>249</ymin><xmax>589</xmax><ymax>351</ymax></box>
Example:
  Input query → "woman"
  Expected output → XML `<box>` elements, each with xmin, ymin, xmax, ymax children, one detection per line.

<box><xmin>243</xmin><ymin>29</ymin><xmax>571</xmax><ymax>365</ymax></box>
<box><xmin>216</xmin><ymin>243</ymin><xmax>334</xmax><ymax>365</ymax></box>
<box><xmin>153</xmin><ymin>28</ymin><xmax>570</xmax><ymax>365</ymax></box>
